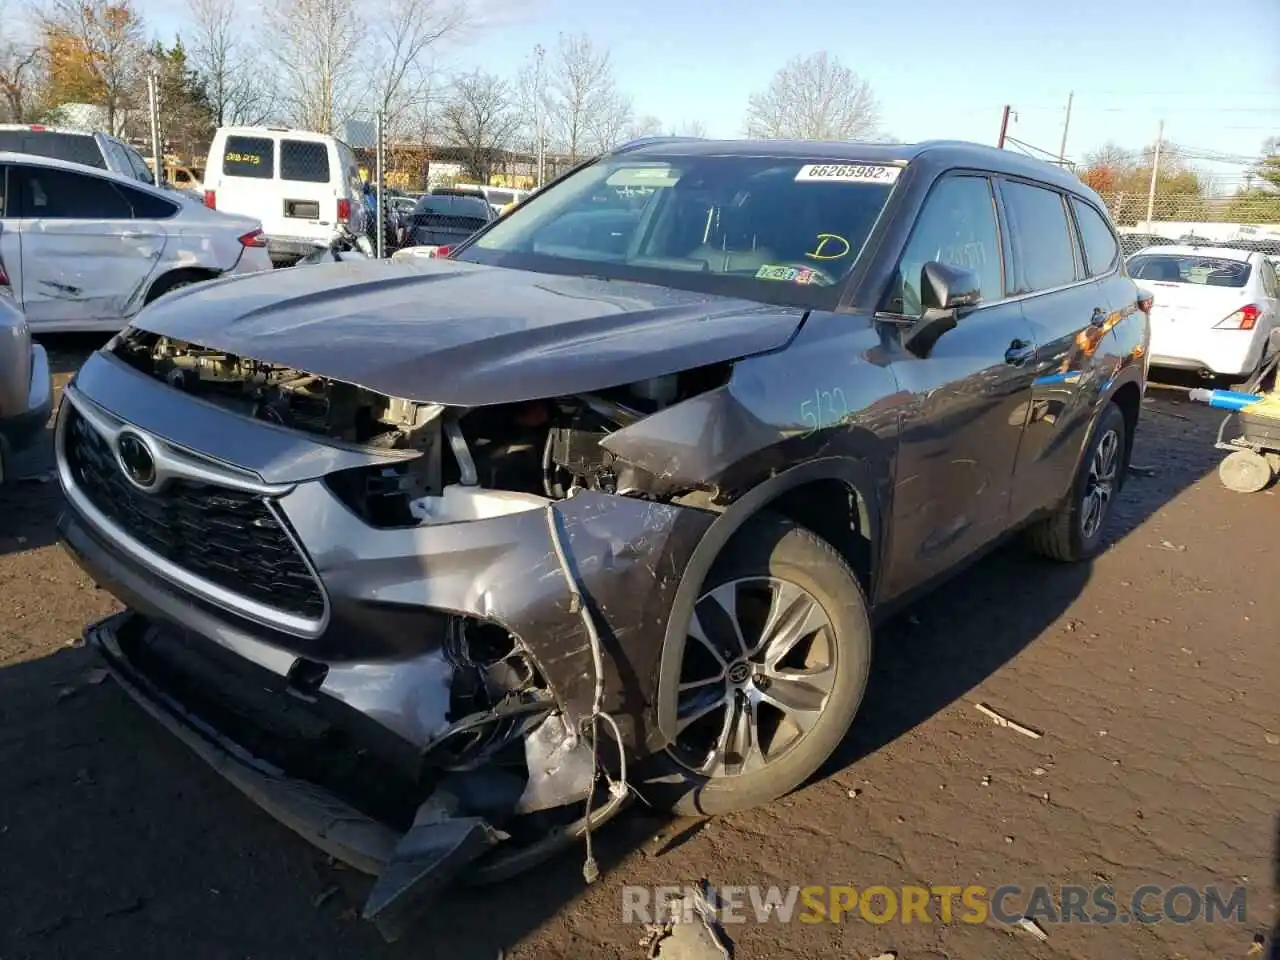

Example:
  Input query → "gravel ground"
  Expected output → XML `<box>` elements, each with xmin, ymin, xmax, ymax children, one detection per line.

<box><xmin>0</xmin><ymin>340</ymin><xmax>1276</xmax><ymax>960</ymax></box>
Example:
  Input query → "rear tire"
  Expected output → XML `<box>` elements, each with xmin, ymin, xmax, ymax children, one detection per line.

<box><xmin>144</xmin><ymin>272</ymin><xmax>209</xmax><ymax>305</ymax></box>
<box><xmin>642</xmin><ymin>513</ymin><xmax>872</xmax><ymax>817</ymax></box>
<box><xmin>1027</xmin><ymin>402</ymin><xmax>1128</xmax><ymax>562</ymax></box>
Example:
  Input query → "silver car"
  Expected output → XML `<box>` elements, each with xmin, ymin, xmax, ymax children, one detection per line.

<box><xmin>0</xmin><ymin>288</ymin><xmax>52</xmax><ymax>483</ymax></box>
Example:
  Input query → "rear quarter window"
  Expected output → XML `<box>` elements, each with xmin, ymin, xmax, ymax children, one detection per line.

<box><xmin>1071</xmin><ymin>198</ymin><xmax>1120</xmax><ymax>277</ymax></box>
<box><xmin>280</xmin><ymin>140</ymin><xmax>331</xmax><ymax>183</ymax></box>
<box><xmin>118</xmin><ymin>184</ymin><xmax>178</xmax><ymax>219</ymax></box>
<box><xmin>222</xmin><ymin>136</ymin><xmax>273</xmax><ymax>178</ymax></box>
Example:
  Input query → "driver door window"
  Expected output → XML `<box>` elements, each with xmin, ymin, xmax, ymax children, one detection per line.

<box><xmin>888</xmin><ymin>175</ymin><xmax>1003</xmax><ymax>317</ymax></box>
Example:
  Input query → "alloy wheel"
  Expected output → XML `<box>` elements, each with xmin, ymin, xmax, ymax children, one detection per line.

<box><xmin>1081</xmin><ymin>427</ymin><xmax>1120</xmax><ymax>540</ymax></box>
<box><xmin>668</xmin><ymin>577</ymin><xmax>837</xmax><ymax>778</ymax></box>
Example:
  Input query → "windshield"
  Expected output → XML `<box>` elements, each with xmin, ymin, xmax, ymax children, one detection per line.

<box><xmin>459</xmin><ymin>154</ymin><xmax>900</xmax><ymax>307</ymax></box>
<box><xmin>1128</xmin><ymin>253</ymin><xmax>1252</xmax><ymax>288</ymax></box>
<box><xmin>486</xmin><ymin>189</ymin><xmax>514</xmax><ymax>206</ymax></box>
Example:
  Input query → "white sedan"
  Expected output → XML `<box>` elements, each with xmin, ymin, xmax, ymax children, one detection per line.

<box><xmin>1128</xmin><ymin>244</ymin><xmax>1280</xmax><ymax>381</ymax></box>
<box><xmin>0</xmin><ymin>152</ymin><xmax>271</xmax><ymax>332</ymax></box>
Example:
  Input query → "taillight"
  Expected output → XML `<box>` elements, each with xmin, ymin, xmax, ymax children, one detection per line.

<box><xmin>1215</xmin><ymin>303</ymin><xmax>1263</xmax><ymax>330</ymax></box>
<box><xmin>28</xmin><ymin>124</ymin><xmax>45</xmax><ymax>131</ymax></box>
<box><xmin>0</xmin><ymin>259</ymin><xmax>9</xmax><ymax>287</ymax></box>
<box><xmin>434</xmin><ymin>245</ymin><xmax>452</xmax><ymax>259</ymax></box>
<box><xmin>238</xmin><ymin>229</ymin><xmax>267</xmax><ymax>248</ymax></box>
<box><xmin>203</xmin><ymin>190</ymin><xmax>216</xmax><ymax>208</ymax></box>
<box><xmin>337</xmin><ymin>199</ymin><xmax>351</xmax><ymax>223</ymax></box>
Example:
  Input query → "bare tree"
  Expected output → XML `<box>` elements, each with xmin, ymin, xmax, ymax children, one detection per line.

<box><xmin>368</xmin><ymin>0</ymin><xmax>466</xmax><ymax>133</ymax></box>
<box><xmin>187</xmin><ymin>0</ymin><xmax>271</xmax><ymax>125</ymax></box>
<box><xmin>514</xmin><ymin>45</ymin><xmax>550</xmax><ymax>165</ymax></box>
<box><xmin>39</xmin><ymin>0</ymin><xmax>147</xmax><ymax>134</ymax></box>
<box><xmin>669</xmin><ymin>119</ymin><xmax>707</xmax><ymax>138</ymax></box>
<box><xmin>0</xmin><ymin>12</ymin><xmax>42</xmax><ymax>123</ymax></box>
<box><xmin>440</xmin><ymin>70</ymin><xmax>518</xmax><ymax>182</ymax></box>
<box><xmin>587</xmin><ymin>89</ymin><xmax>633</xmax><ymax>152</ymax></box>
<box><xmin>744</xmin><ymin>51</ymin><xmax>881</xmax><ymax>141</ymax></box>
<box><xmin>624</xmin><ymin>113</ymin><xmax>663</xmax><ymax>141</ymax></box>
<box><xmin>263</xmin><ymin>0</ymin><xmax>364</xmax><ymax>132</ymax></box>
<box><xmin>546</xmin><ymin>33</ymin><xmax>628</xmax><ymax>161</ymax></box>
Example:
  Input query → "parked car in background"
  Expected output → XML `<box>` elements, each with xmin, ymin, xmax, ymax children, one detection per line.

<box><xmin>55</xmin><ymin>138</ymin><xmax>1148</xmax><ymax>939</ymax></box>
<box><xmin>0</xmin><ymin>153</ymin><xmax>271</xmax><ymax>332</ymax></box>
<box><xmin>396</xmin><ymin>192</ymin><xmax>495</xmax><ymax>255</ymax></box>
<box><xmin>203</xmin><ymin>126</ymin><xmax>366</xmax><ymax>266</ymax></box>
<box><xmin>1128</xmin><ymin>244</ymin><xmax>1279</xmax><ymax>382</ymax></box>
<box><xmin>0</xmin><ymin>284</ymin><xmax>51</xmax><ymax>485</ymax></box>
<box><xmin>0</xmin><ymin>124</ymin><xmax>158</xmax><ymax>186</ymax></box>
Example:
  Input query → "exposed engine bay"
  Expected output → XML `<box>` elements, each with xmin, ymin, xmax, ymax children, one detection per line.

<box><xmin>111</xmin><ymin>328</ymin><xmax>728</xmax><ymax>524</ymax></box>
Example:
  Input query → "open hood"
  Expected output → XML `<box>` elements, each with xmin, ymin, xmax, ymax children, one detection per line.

<box><xmin>131</xmin><ymin>258</ymin><xmax>806</xmax><ymax>405</ymax></box>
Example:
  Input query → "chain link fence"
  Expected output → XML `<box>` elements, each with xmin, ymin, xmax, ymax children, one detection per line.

<box><xmin>1099</xmin><ymin>191</ymin><xmax>1280</xmax><ymax>258</ymax></box>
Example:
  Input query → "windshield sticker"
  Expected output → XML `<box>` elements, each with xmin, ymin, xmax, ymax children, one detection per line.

<box><xmin>606</xmin><ymin>166</ymin><xmax>680</xmax><ymax>188</ymax></box>
<box><xmin>757</xmin><ymin>264</ymin><xmax>822</xmax><ymax>284</ymax></box>
<box><xmin>805</xmin><ymin>233</ymin><xmax>852</xmax><ymax>260</ymax></box>
<box><xmin>794</xmin><ymin>163</ymin><xmax>901</xmax><ymax>184</ymax></box>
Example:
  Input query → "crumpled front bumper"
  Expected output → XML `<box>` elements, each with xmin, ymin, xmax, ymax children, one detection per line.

<box><xmin>86</xmin><ymin>609</ymin><xmax>631</xmax><ymax>941</ymax></box>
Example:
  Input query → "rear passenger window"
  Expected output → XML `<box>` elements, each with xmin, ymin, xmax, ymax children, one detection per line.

<box><xmin>888</xmin><ymin>175</ymin><xmax>1003</xmax><ymax>317</ymax></box>
<box><xmin>1001</xmin><ymin>181</ymin><xmax>1078</xmax><ymax>292</ymax></box>
<box><xmin>1072</xmin><ymin>198</ymin><xmax>1119</xmax><ymax>276</ymax></box>
<box><xmin>280</xmin><ymin>140</ymin><xmax>330</xmax><ymax>183</ymax></box>
<box><xmin>223</xmin><ymin>136</ymin><xmax>273</xmax><ymax>178</ymax></box>
<box><xmin>13</xmin><ymin>166</ymin><xmax>134</xmax><ymax>219</ymax></box>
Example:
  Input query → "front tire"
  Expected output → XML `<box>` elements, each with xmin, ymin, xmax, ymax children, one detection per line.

<box><xmin>643</xmin><ymin>514</ymin><xmax>872</xmax><ymax>817</ymax></box>
<box><xmin>1027</xmin><ymin>401</ymin><xmax>1128</xmax><ymax>562</ymax></box>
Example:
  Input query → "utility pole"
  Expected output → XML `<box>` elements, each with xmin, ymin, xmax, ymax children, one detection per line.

<box><xmin>997</xmin><ymin>105</ymin><xmax>1011</xmax><ymax>149</ymax></box>
<box><xmin>375</xmin><ymin>110</ymin><xmax>385</xmax><ymax>259</ymax></box>
<box><xmin>1058</xmin><ymin>91</ymin><xmax>1074</xmax><ymax>164</ymax></box>
<box><xmin>1145</xmin><ymin>119</ymin><xmax>1164</xmax><ymax>228</ymax></box>
<box><xmin>147</xmin><ymin>72</ymin><xmax>163</xmax><ymax>185</ymax></box>
<box><xmin>533</xmin><ymin>44</ymin><xmax>546</xmax><ymax>188</ymax></box>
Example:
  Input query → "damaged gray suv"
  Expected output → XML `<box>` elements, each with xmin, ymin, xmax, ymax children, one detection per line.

<box><xmin>56</xmin><ymin>138</ymin><xmax>1150</xmax><ymax>938</ymax></box>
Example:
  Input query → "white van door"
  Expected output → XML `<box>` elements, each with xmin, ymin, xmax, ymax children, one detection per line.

<box><xmin>276</xmin><ymin>137</ymin><xmax>346</xmax><ymax>244</ymax></box>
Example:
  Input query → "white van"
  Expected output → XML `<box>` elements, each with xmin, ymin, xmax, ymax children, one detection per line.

<box><xmin>203</xmin><ymin>126</ymin><xmax>366</xmax><ymax>265</ymax></box>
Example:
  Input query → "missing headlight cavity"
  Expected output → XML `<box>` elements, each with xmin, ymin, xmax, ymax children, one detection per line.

<box><xmin>113</xmin><ymin>329</ymin><xmax>731</xmax><ymax>527</ymax></box>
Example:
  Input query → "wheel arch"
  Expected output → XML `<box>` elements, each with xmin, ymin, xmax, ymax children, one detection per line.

<box><xmin>144</xmin><ymin>266</ymin><xmax>221</xmax><ymax>305</ymax></box>
<box><xmin>653</xmin><ymin>457</ymin><xmax>882</xmax><ymax>748</ymax></box>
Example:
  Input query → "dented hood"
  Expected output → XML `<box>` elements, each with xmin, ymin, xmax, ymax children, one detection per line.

<box><xmin>131</xmin><ymin>258</ymin><xmax>806</xmax><ymax>405</ymax></box>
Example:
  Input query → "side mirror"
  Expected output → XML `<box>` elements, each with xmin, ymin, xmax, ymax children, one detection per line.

<box><xmin>901</xmin><ymin>261</ymin><xmax>981</xmax><ymax>358</ymax></box>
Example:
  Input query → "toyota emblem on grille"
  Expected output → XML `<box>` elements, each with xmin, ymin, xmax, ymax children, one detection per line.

<box><xmin>115</xmin><ymin>431</ymin><xmax>158</xmax><ymax>491</ymax></box>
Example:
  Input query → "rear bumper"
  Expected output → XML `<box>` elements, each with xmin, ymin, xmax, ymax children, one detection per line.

<box><xmin>1148</xmin><ymin>322</ymin><xmax>1273</xmax><ymax>377</ymax></box>
<box><xmin>264</xmin><ymin>235</ymin><xmax>334</xmax><ymax>265</ymax></box>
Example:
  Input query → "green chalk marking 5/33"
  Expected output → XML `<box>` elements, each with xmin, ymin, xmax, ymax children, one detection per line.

<box><xmin>800</xmin><ymin>388</ymin><xmax>849</xmax><ymax>438</ymax></box>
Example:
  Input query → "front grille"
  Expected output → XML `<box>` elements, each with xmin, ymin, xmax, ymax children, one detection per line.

<box><xmin>63</xmin><ymin>406</ymin><xmax>325</xmax><ymax>621</ymax></box>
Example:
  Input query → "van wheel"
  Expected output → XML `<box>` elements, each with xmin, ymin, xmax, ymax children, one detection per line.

<box><xmin>1027</xmin><ymin>401</ymin><xmax>1128</xmax><ymax>562</ymax></box>
<box><xmin>642</xmin><ymin>514</ymin><xmax>872</xmax><ymax>816</ymax></box>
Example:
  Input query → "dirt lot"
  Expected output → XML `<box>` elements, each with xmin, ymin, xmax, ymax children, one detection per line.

<box><xmin>1</xmin><ymin>340</ymin><xmax>1276</xmax><ymax>960</ymax></box>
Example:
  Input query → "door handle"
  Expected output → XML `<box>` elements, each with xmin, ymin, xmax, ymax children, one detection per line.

<box><xmin>1005</xmin><ymin>339</ymin><xmax>1035</xmax><ymax>365</ymax></box>
<box><xmin>1089</xmin><ymin>308</ymin><xmax>1108</xmax><ymax>328</ymax></box>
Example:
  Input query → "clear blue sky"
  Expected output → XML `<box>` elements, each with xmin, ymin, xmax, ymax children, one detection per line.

<box><xmin>143</xmin><ymin>0</ymin><xmax>1280</xmax><ymax>186</ymax></box>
